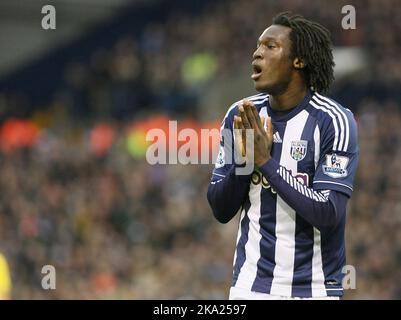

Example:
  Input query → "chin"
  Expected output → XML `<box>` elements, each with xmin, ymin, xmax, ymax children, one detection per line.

<box><xmin>256</xmin><ymin>80</ymin><xmax>289</xmax><ymax>96</ymax></box>
<box><xmin>253</xmin><ymin>81</ymin><xmax>271</xmax><ymax>93</ymax></box>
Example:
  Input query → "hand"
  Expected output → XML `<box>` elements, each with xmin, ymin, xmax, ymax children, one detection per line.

<box><xmin>234</xmin><ymin>99</ymin><xmax>273</xmax><ymax>167</ymax></box>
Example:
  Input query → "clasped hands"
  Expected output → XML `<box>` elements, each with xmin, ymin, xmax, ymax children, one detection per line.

<box><xmin>233</xmin><ymin>99</ymin><xmax>273</xmax><ymax>168</ymax></box>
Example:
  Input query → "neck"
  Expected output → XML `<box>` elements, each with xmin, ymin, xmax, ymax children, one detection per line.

<box><xmin>269</xmin><ymin>83</ymin><xmax>308</xmax><ymax>112</ymax></box>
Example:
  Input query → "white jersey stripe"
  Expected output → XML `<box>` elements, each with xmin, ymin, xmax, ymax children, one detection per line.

<box><xmin>251</xmin><ymin>96</ymin><xmax>269</xmax><ymax>102</ymax></box>
<box><xmin>311</xmin><ymin>227</ymin><xmax>327</xmax><ymax>296</ymax></box>
<box><xmin>313</xmin><ymin>180</ymin><xmax>353</xmax><ymax>190</ymax></box>
<box><xmin>316</xmin><ymin>93</ymin><xmax>350</xmax><ymax>152</ymax></box>
<box><xmin>310</xmin><ymin>100</ymin><xmax>340</xmax><ymax>151</ymax></box>
<box><xmin>277</xmin><ymin>168</ymin><xmax>330</xmax><ymax>203</ymax></box>
<box><xmin>313</xmin><ymin>124</ymin><xmax>320</xmax><ymax>169</ymax></box>
<box><xmin>247</xmin><ymin>92</ymin><xmax>267</xmax><ymax>99</ymax></box>
<box><xmin>259</xmin><ymin>106</ymin><xmax>268</xmax><ymax>120</ymax></box>
<box><xmin>312</xmin><ymin>95</ymin><xmax>346</xmax><ymax>152</ymax></box>
<box><xmin>270</xmin><ymin>109</ymin><xmax>309</xmax><ymax>296</ymax></box>
<box><xmin>235</xmin><ymin>184</ymin><xmax>263</xmax><ymax>289</ymax></box>
<box><xmin>212</xmin><ymin>172</ymin><xmax>226</xmax><ymax>178</ymax></box>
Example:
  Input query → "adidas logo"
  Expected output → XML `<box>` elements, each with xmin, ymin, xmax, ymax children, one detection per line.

<box><xmin>273</xmin><ymin>132</ymin><xmax>282</xmax><ymax>143</ymax></box>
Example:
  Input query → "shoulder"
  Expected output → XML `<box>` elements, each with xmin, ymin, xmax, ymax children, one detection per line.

<box><xmin>222</xmin><ymin>93</ymin><xmax>269</xmax><ymax>124</ymax></box>
<box><xmin>307</xmin><ymin>92</ymin><xmax>358</xmax><ymax>152</ymax></box>
<box><xmin>308</xmin><ymin>92</ymin><xmax>356</xmax><ymax>126</ymax></box>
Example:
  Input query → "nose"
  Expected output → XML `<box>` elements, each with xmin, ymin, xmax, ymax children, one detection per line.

<box><xmin>253</xmin><ymin>47</ymin><xmax>262</xmax><ymax>60</ymax></box>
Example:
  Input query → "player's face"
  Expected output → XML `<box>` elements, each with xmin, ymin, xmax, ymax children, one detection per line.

<box><xmin>252</xmin><ymin>25</ymin><xmax>294</xmax><ymax>94</ymax></box>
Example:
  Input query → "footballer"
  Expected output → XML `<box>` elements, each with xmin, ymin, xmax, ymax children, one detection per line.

<box><xmin>207</xmin><ymin>12</ymin><xmax>359</xmax><ymax>300</ymax></box>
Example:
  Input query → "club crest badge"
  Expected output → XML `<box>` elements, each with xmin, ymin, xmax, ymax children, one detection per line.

<box><xmin>290</xmin><ymin>140</ymin><xmax>308</xmax><ymax>161</ymax></box>
<box><xmin>322</xmin><ymin>153</ymin><xmax>349</xmax><ymax>178</ymax></box>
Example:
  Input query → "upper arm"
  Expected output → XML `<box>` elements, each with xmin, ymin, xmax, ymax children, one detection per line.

<box><xmin>211</xmin><ymin>104</ymin><xmax>237</xmax><ymax>182</ymax></box>
<box><xmin>313</xmin><ymin>107</ymin><xmax>359</xmax><ymax>197</ymax></box>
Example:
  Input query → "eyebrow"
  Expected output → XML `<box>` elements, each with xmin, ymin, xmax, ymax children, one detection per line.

<box><xmin>257</xmin><ymin>37</ymin><xmax>279</xmax><ymax>45</ymax></box>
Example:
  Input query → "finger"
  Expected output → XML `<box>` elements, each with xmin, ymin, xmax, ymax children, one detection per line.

<box><xmin>238</xmin><ymin>103</ymin><xmax>251</xmax><ymax>130</ymax></box>
<box><xmin>239</xmin><ymin>115</ymin><xmax>248</xmax><ymax>156</ymax></box>
<box><xmin>234</xmin><ymin>115</ymin><xmax>245</xmax><ymax>132</ymax></box>
<box><xmin>243</xmin><ymin>100</ymin><xmax>260</xmax><ymax>132</ymax></box>
<box><xmin>249</xmin><ymin>101</ymin><xmax>265</xmax><ymax>133</ymax></box>
<box><xmin>234</xmin><ymin>116</ymin><xmax>246</xmax><ymax>157</ymax></box>
<box><xmin>234</xmin><ymin>115</ymin><xmax>239</xmax><ymax>130</ymax></box>
<box><xmin>238</xmin><ymin>115</ymin><xmax>247</xmax><ymax>156</ymax></box>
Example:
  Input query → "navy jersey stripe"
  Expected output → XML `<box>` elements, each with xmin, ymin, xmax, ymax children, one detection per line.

<box><xmin>232</xmin><ymin>198</ymin><xmax>251</xmax><ymax>286</ymax></box>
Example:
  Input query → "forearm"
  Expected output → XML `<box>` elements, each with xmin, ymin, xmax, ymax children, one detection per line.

<box><xmin>259</xmin><ymin>158</ymin><xmax>347</xmax><ymax>231</ymax></box>
<box><xmin>207</xmin><ymin>166</ymin><xmax>251</xmax><ymax>224</ymax></box>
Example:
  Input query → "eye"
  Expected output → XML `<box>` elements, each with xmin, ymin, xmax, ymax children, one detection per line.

<box><xmin>268</xmin><ymin>44</ymin><xmax>276</xmax><ymax>49</ymax></box>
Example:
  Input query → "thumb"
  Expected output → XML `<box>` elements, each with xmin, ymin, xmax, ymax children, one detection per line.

<box><xmin>234</xmin><ymin>116</ymin><xmax>246</xmax><ymax>157</ymax></box>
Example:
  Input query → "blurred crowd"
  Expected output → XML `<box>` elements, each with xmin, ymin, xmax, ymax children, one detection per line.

<box><xmin>2</xmin><ymin>0</ymin><xmax>400</xmax><ymax>121</ymax></box>
<box><xmin>0</xmin><ymin>136</ymin><xmax>230</xmax><ymax>299</ymax></box>
<box><xmin>0</xmin><ymin>0</ymin><xmax>400</xmax><ymax>299</ymax></box>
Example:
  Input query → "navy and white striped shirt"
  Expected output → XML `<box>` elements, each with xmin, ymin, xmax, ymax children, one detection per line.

<box><xmin>207</xmin><ymin>90</ymin><xmax>359</xmax><ymax>298</ymax></box>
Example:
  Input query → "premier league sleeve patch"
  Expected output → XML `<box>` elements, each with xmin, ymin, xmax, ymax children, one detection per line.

<box><xmin>322</xmin><ymin>153</ymin><xmax>349</xmax><ymax>178</ymax></box>
<box><xmin>215</xmin><ymin>145</ymin><xmax>225</xmax><ymax>168</ymax></box>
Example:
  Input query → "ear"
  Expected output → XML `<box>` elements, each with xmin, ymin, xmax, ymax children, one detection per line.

<box><xmin>293</xmin><ymin>57</ymin><xmax>306</xmax><ymax>69</ymax></box>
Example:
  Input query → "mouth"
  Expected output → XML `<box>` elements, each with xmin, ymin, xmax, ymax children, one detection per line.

<box><xmin>251</xmin><ymin>63</ymin><xmax>262</xmax><ymax>80</ymax></box>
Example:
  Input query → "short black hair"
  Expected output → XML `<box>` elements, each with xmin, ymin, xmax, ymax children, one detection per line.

<box><xmin>273</xmin><ymin>12</ymin><xmax>335</xmax><ymax>93</ymax></box>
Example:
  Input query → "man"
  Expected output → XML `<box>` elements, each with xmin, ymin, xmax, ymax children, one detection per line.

<box><xmin>207</xmin><ymin>12</ymin><xmax>359</xmax><ymax>300</ymax></box>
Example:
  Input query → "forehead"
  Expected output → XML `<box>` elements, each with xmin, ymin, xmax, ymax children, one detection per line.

<box><xmin>258</xmin><ymin>24</ymin><xmax>292</xmax><ymax>43</ymax></box>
